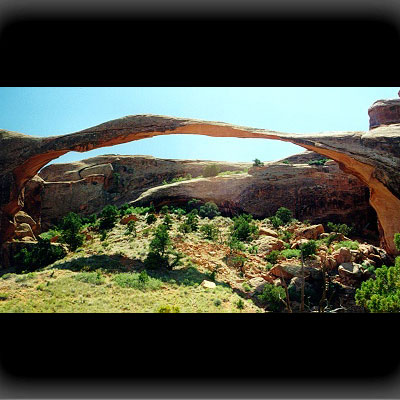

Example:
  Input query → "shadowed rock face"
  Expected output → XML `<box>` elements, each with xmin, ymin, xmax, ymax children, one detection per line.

<box><xmin>1</xmin><ymin>112</ymin><xmax>400</xmax><ymax>253</ymax></box>
<box><xmin>25</xmin><ymin>153</ymin><xmax>377</xmax><ymax>237</ymax></box>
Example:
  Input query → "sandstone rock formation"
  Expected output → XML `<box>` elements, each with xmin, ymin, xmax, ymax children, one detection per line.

<box><xmin>1</xmin><ymin>106</ymin><xmax>400</xmax><ymax>253</ymax></box>
<box><xmin>368</xmin><ymin>98</ymin><xmax>400</xmax><ymax>129</ymax></box>
<box><xmin>129</xmin><ymin>155</ymin><xmax>376</xmax><ymax>232</ymax></box>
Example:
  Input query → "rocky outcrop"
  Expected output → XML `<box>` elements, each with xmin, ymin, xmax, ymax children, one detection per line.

<box><xmin>1</xmin><ymin>106</ymin><xmax>400</xmax><ymax>253</ymax></box>
<box><xmin>368</xmin><ymin>98</ymin><xmax>400</xmax><ymax>129</ymax></box>
<box><xmin>130</xmin><ymin>155</ymin><xmax>377</xmax><ymax>233</ymax></box>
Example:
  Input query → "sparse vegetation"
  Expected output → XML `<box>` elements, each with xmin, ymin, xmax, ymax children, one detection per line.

<box><xmin>308</xmin><ymin>158</ymin><xmax>330</xmax><ymax>166</ymax></box>
<box><xmin>203</xmin><ymin>164</ymin><xmax>220</xmax><ymax>177</ymax></box>
<box><xmin>253</xmin><ymin>158</ymin><xmax>264</xmax><ymax>167</ymax></box>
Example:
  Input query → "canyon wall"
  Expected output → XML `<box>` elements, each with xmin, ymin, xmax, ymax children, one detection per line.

<box><xmin>23</xmin><ymin>152</ymin><xmax>377</xmax><ymax>236</ymax></box>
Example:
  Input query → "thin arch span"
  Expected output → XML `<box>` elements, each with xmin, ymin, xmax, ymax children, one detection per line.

<box><xmin>1</xmin><ymin>115</ymin><xmax>400</xmax><ymax>254</ymax></box>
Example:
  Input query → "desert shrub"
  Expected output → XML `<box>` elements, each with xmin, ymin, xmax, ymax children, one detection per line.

<box><xmin>146</xmin><ymin>213</ymin><xmax>157</xmax><ymax>224</ymax></box>
<box><xmin>236</xmin><ymin>299</ymin><xmax>245</xmax><ymax>309</ymax></box>
<box><xmin>99</xmin><ymin>205</ymin><xmax>119</xmax><ymax>230</ymax></box>
<box><xmin>75</xmin><ymin>271</ymin><xmax>105</xmax><ymax>285</ymax></box>
<box><xmin>231</xmin><ymin>214</ymin><xmax>258</xmax><ymax>242</ymax></box>
<box><xmin>253</xmin><ymin>158</ymin><xmax>264</xmax><ymax>167</ymax></box>
<box><xmin>279</xmin><ymin>230</ymin><xmax>293</xmax><ymax>243</ymax></box>
<box><xmin>333</xmin><ymin>240</ymin><xmax>359</xmax><ymax>251</ymax></box>
<box><xmin>144</xmin><ymin>224</ymin><xmax>177</xmax><ymax>270</ymax></box>
<box><xmin>227</xmin><ymin>237</ymin><xmax>246</xmax><ymax>252</ymax></box>
<box><xmin>113</xmin><ymin>271</ymin><xmax>161</xmax><ymax>291</ymax></box>
<box><xmin>81</xmin><ymin>214</ymin><xmax>98</xmax><ymax>226</ymax></box>
<box><xmin>214</xmin><ymin>299</ymin><xmax>222</xmax><ymax>307</ymax></box>
<box><xmin>327</xmin><ymin>222</ymin><xmax>354</xmax><ymax>236</ymax></box>
<box><xmin>203</xmin><ymin>164</ymin><xmax>220</xmax><ymax>177</ymax></box>
<box><xmin>39</xmin><ymin>229</ymin><xmax>62</xmax><ymax>241</ymax></box>
<box><xmin>187</xmin><ymin>198</ymin><xmax>202</xmax><ymax>211</ymax></box>
<box><xmin>0</xmin><ymin>293</ymin><xmax>9</xmax><ymax>301</ymax></box>
<box><xmin>179</xmin><ymin>210</ymin><xmax>199</xmax><ymax>233</ymax></box>
<box><xmin>300</xmin><ymin>240</ymin><xmax>317</xmax><ymax>257</ymax></box>
<box><xmin>308</xmin><ymin>158</ymin><xmax>330</xmax><ymax>166</ymax></box>
<box><xmin>199</xmin><ymin>202</ymin><xmax>221</xmax><ymax>219</ymax></box>
<box><xmin>158</xmin><ymin>305</ymin><xmax>180</xmax><ymax>313</ymax></box>
<box><xmin>247</xmin><ymin>244</ymin><xmax>258</xmax><ymax>254</ymax></box>
<box><xmin>14</xmin><ymin>238</ymin><xmax>66</xmax><ymax>272</ymax></box>
<box><xmin>355</xmin><ymin>233</ymin><xmax>400</xmax><ymax>312</ymax></box>
<box><xmin>59</xmin><ymin>212</ymin><xmax>84</xmax><ymax>251</ymax></box>
<box><xmin>162</xmin><ymin>174</ymin><xmax>192</xmax><ymax>185</ymax></box>
<box><xmin>172</xmin><ymin>207</ymin><xmax>186</xmax><ymax>219</ymax></box>
<box><xmin>160</xmin><ymin>205</ymin><xmax>169</xmax><ymax>214</ymax></box>
<box><xmin>200</xmin><ymin>223</ymin><xmax>219</xmax><ymax>241</ymax></box>
<box><xmin>275</xmin><ymin>207</ymin><xmax>293</xmax><ymax>225</ymax></box>
<box><xmin>264</xmin><ymin>250</ymin><xmax>280</xmax><ymax>265</ymax></box>
<box><xmin>163</xmin><ymin>213</ymin><xmax>173</xmax><ymax>230</ymax></box>
<box><xmin>269</xmin><ymin>215</ymin><xmax>283</xmax><ymax>229</ymax></box>
<box><xmin>355</xmin><ymin>259</ymin><xmax>400</xmax><ymax>312</ymax></box>
<box><xmin>257</xmin><ymin>283</ymin><xmax>286</xmax><ymax>312</ymax></box>
<box><xmin>127</xmin><ymin>220</ymin><xmax>137</xmax><ymax>236</ymax></box>
<box><xmin>394</xmin><ymin>233</ymin><xmax>400</xmax><ymax>251</ymax></box>
<box><xmin>281</xmin><ymin>248</ymin><xmax>301</xmax><ymax>259</ymax></box>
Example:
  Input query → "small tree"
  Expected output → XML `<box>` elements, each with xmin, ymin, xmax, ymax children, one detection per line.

<box><xmin>163</xmin><ymin>213</ymin><xmax>173</xmax><ymax>230</ymax></box>
<box><xmin>275</xmin><ymin>207</ymin><xmax>293</xmax><ymax>225</ymax></box>
<box><xmin>199</xmin><ymin>202</ymin><xmax>221</xmax><ymax>219</ymax></box>
<box><xmin>253</xmin><ymin>158</ymin><xmax>264</xmax><ymax>167</ymax></box>
<box><xmin>59</xmin><ymin>212</ymin><xmax>84</xmax><ymax>251</ymax></box>
<box><xmin>146</xmin><ymin>213</ymin><xmax>157</xmax><ymax>224</ymax></box>
<box><xmin>231</xmin><ymin>214</ymin><xmax>258</xmax><ymax>242</ymax></box>
<box><xmin>200</xmin><ymin>223</ymin><xmax>219</xmax><ymax>241</ymax></box>
<box><xmin>99</xmin><ymin>205</ymin><xmax>119</xmax><ymax>230</ymax></box>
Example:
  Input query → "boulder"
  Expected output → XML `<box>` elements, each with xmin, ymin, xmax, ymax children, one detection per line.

<box><xmin>258</xmin><ymin>227</ymin><xmax>278</xmax><ymax>238</ymax></box>
<box><xmin>120</xmin><ymin>214</ymin><xmax>139</xmax><ymax>225</ymax></box>
<box><xmin>254</xmin><ymin>236</ymin><xmax>286</xmax><ymax>254</ymax></box>
<box><xmin>333</xmin><ymin>247</ymin><xmax>352</xmax><ymax>265</ymax></box>
<box><xmin>338</xmin><ymin>262</ymin><xmax>363</xmax><ymax>280</ymax></box>
<box><xmin>295</xmin><ymin>224</ymin><xmax>324</xmax><ymax>240</ymax></box>
<box><xmin>201</xmin><ymin>280</ymin><xmax>216</xmax><ymax>289</ymax></box>
<box><xmin>290</xmin><ymin>238</ymin><xmax>309</xmax><ymax>249</ymax></box>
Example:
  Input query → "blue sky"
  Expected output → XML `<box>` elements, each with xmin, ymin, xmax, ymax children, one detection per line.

<box><xmin>0</xmin><ymin>87</ymin><xmax>398</xmax><ymax>164</ymax></box>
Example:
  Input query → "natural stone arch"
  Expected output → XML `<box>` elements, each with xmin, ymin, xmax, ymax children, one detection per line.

<box><xmin>1</xmin><ymin>114</ymin><xmax>400</xmax><ymax>254</ymax></box>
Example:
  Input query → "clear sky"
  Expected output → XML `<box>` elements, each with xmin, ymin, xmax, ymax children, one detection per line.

<box><xmin>0</xmin><ymin>87</ymin><xmax>398</xmax><ymax>164</ymax></box>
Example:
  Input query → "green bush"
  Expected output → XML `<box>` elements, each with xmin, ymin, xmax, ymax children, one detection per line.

<box><xmin>179</xmin><ymin>210</ymin><xmax>199</xmax><ymax>233</ymax></box>
<box><xmin>99</xmin><ymin>205</ymin><xmax>119</xmax><ymax>230</ymax></box>
<box><xmin>158</xmin><ymin>305</ymin><xmax>180</xmax><ymax>313</ymax></box>
<box><xmin>231</xmin><ymin>214</ymin><xmax>258</xmax><ymax>242</ymax></box>
<box><xmin>200</xmin><ymin>223</ymin><xmax>219</xmax><ymax>241</ymax></box>
<box><xmin>269</xmin><ymin>215</ymin><xmax>283</xmax><ymax>229</ymax></box>
<box><xmin>227</xmin><ymin>237</ymin><xmax>246</xmax><ymax>252</ymax></box>
<box><xmin>257</xmin><ymin>283</ymin><xmax>286</xmax><ymax>312</ymax></box>
<box><xmin>300</xmin><ymin>240</ymin><xmax>317</xmax><ymax>257</ymax></box>
<box><xmin>236</xmin><ymin>299</ymin><xmax>245</xmax><ymax>309</ymax></box>
<box><xmin>199</xmin><ymin>202</ymin><xmax>221</xmax><ymax>219</ymax></box>
<box><xmin>39</xmin><ymin>229</ymin><xmax>62</xmax><ymax>241</ymax></box>
<box><xmin>75</xmin><ymin>271</ymin><xmax>105</xmax><ymax>285</ymax></box>
<box><xmin>308</xmin><ymin>158</ymin><xmax>330</xmax><ymax>166</ymax></box>
<box><xmin>327</xmin><ymin>222</ymin><xmax>354</xmax><ymax>236</ymax></box>
<box><xmin>252</xmin><ymin>158</ymin><xmax>264</xmax><ymax>167</ymax></box>
<box><xmin>356</xmin><ymin>259</ymin><xmax>400</xmax><ymax>312</ymax></box>
<box><xmin>160</xmin><ymin>205</ymin><xmax>169</xmax><ymax>214</ymax></box>
<box><xmin>127</xmin><ymin>220</ymin><xmax>137</xmax><ymax>236</ymax></box>
<box><xmin>163</xmin><ymin>213</ymin><xmax>173</xmax><ymax>230</ymax></box>
<box><xmin>187</xmin><ymin>199</ymin><xmax>202</xmax><ymax>212</ymax></box>
<box><xmin>281</xmin><ymin>248</ymin><xmax>301</xmax><ymax>259</ymax></box>
<box><xmin>264</xmin><ymin>250</ymin><xmax>280</xmax><ymax>265</ymax></box>
<box><xmin>113</xmin><ymin>272</ymin><xmax>161</xmax><ymax>291</ymax></box>
<box><xmin>14</xmin><ymin>238</ymin><xmax>66</xmax><ymax>272</ymax></box>
<box><xmin>59</xmin><ymin>212</ymin><xmax>84</xmax><ymax>251</ymax></box>
<box><xmin>203</xmin><ymin>164</ymin><xmax>220</xmax><ymax>177</ymax></box>
<box><xmin>146</xmin><ymin>213</ymin><xmax>157</xmax><ymax>224</ymax></box>
<box><xmin>394</xmin><ymin>233</ymin><xmax>400</xmax><ymax>252</ymax></box>
<box><xmin>333</xmin><ymin>240</ymin><xmax>359</xmax><ymax>251</ymax></box>
<box><xmin>275</xmin><ymin>207</ymin><xmax>293</xmax><ymax>225</ymax></box>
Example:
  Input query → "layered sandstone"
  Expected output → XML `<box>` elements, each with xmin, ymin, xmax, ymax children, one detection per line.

<box><xmin>368</xmin><ymin>98</ymin><xmax>400</xmax><ymax>129</ymax></box>
<box><xmin>24</xmin><ymin>152</ymin><xmax>377</xmax><ymax>235</ymax></box>
<box><xmin>1</xmin><ymin>110</ymin><xmax>400</xmax><ymax>253</ymax></box>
